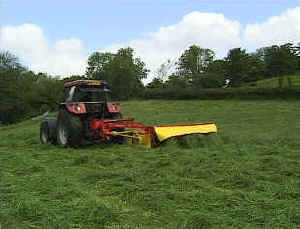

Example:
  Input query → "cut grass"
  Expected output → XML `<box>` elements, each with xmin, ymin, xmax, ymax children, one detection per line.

<box><xmin>1</xmin><ymin>100</ymin><xmax>300</xmax><ymax>228</ymax></box>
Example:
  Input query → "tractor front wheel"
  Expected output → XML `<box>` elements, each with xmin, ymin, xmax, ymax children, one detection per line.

<box><xmin>40</xmin><ymin>121</ymin><xmax>50</xmax><ymax>144</ymax></box>
<box><xmin>40</xmin><ymin>118</ymin><xmax>57</xmax><ymax>144</ymax></box>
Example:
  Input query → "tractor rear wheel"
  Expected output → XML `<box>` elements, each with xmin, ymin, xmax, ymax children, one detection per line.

<box><xmin>56</xmin><ymin>109</ymin><xmax>83</xmax><ymax>147</ymax></box>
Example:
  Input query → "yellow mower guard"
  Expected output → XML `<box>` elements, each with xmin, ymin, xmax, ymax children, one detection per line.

<box><xmin>154</xmin><ymin>123</ymin><xmax>217</xmax><ymax>142</ymax></box>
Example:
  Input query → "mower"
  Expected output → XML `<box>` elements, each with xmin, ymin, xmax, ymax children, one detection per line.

<box><xmin>40</xmin><ymin>80</ymin><xmax>217</xmax><ymax>148</ymax></box>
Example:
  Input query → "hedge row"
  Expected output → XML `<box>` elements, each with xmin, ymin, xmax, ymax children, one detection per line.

<box><xmin>143</xmin><ymin>87</ymin><xmax>300</xmax><ymax>100</ymax></box>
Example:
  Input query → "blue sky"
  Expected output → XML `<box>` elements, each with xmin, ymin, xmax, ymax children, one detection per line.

<box><xmin>1</xmin><ymin>0</ymin><xmax>300</xmax><ymax>79</ymax></box>
<box><xmin>3</xmin><ymin>0</ymin><xmax>300</xmax><ymax>52</ymax></box>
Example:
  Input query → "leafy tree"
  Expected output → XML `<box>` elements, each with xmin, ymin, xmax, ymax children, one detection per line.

<box><xmin>0</xmin><ymin>51</ymin><xmax>25</xmax><ymax>123</ymax></box>
<box><xmin>0</xmin><ymin>51</ymin><xmax>24</xmax><ymax>70</ymax></box>
<box><xmin>86</xmin><ymin>52</ymin><xmax>114</xmax><ymax>78</ymax></box>
<box><xmin>207</xmin><ymin>59</ymin><xmax>226</xmax><ymax>74</ymax></box>
<box><xmin>224</xmin><ymin>48</ymin><xmax>250</xmax><ymax>87</ymax></box>
<box><xmin>243</xmin><ymin>52</ymin><xmax>266</xmax><ymax>83</ymax></box>
<box><xmin>192</xmin><ymin>72</ymin><xmax>225</xmax><ymax>88</ymax></box>
<box><xmin>294</xmin><ymin>42</ymin><xmax>300</xmax><ymax>70</ymax></box>
<box><xmin>177</xmin><ymin>45</ymin><xmax>215</xmax><ymax>82</ymax></box>
<box><xmin>205</xmin><ymin>59</ymin><xmax>227</xmax><ymax>87</ymax></box>
<box><xmin>146</xmin><ymin>77</ymin><xmax>164</xmax><ymax>89</ymax></box>
<box><xmin>262</xmin><ymin>43</ymin><xmax>298</xmax><ymax>87</ymax></box>
<box><xmin>0</xmin><ymin>51</ymin><xmax>63</xmax><ymax>124</ymax></box>
<box><xmin>156</xmin><ymin>59</ymin><xmax>176</xmax><ymax>81</ymax></box>
<box><xmin>86</xmin><ymin>47</ymin><xmax>148</xmax><ymax>99</ymax></box>
<box><xmin>165</xmin><ymin>74</ymin><xmax>188</xmax><ymax>89</ymax></box>
<box><xmin>62</xmin><ymin>74</ymin><xmax>86</xmax><ymax>83</ymax></box>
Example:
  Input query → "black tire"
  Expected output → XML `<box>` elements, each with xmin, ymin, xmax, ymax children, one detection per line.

<box><xmin>56</xmin><ymin>109</ymin><xmax>83</xmax><ymax>147</ymax></box>
<box><xmin>40</xmin><ymin>121</ymin><xmax>50</xmax><ymax>144</ymax></box>
<box><xmin>40</xmin><ymin>118</ymin><xmax>57</xmax><ymax>144</ymax></box>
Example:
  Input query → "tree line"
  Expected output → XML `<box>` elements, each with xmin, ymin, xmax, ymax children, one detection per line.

<box><xmin>0</xmin><ymin>52</ymin><xmax>63</xmax><ymax>124</ymax></box>
<box><xmin>147</xmin><ymin>43</ymin><xmax>300</xmax><ymax>90</ymax></box>
<box><xmin>0</xmin><ymin>42</ymin><xmax>299</xmax><ymax>124</ymax></box>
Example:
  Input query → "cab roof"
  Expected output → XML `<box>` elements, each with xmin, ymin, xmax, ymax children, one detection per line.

<box><xmin>64</xmin><ymin>80</ymin><xmax>107</xmax><ymax>88</ymax></box>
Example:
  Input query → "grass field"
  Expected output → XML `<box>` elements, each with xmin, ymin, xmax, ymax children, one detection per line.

<box><xmin>244</xmin><ymin>74</ymin><xmax>300</xmax><ymax>88</ymax></box>
<box><xmin>1</xmin><ymin>100</ymin><xmax>300</xmax><ymax>228</ymax></box>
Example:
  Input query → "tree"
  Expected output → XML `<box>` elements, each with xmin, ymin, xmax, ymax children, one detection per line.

<box><xmin>165</xmin><ymin>74</ymin><xmax>188</xmax><ymax>89</ymax></box>
<box><xmin>224</xmin><ymin>48</ymin><xmax>250</xmax><ymax>87</ymax></box>
<box><xmin>294</xmin><ymin>42</ymin><xmax>300</xmax><ymax>68</ymax></box>
<box><xmin>192</xmin><ymin>72</ymin><xmax>225</xmax><ymax>88</ymax></box>
<box><xmin>0</xmin><ymin>51</ymin><xmax>25</xmax><ymax>123</ymax></box>
<box><xmin>177</xmin><ymin>45</ymin><xmax>215</xmax><ymax>82</ymax></box>
<box><xmin>0</xmin><ymin>51</ymin><xmax>23</xmax><ymax>70</ymax></box>
<box><xmin>0</xmin><ymin>51</ymin><xmax>63</xmax><ymax>124</ymax></box>
<box><xmin>86</xmin><ymin>47</ymin><xmax>149</xmax><ymax>99</ymax></box>
<box><xmin>156</xmin><ymin>59</ymin><xmax>176</xmax><ymax>82</ymax></box>
<box><xmin>62</xmin><ymin>74</ymin><xmax>86</xmax><ymax>83</ymax></box>
<box><xmin>262</xmin><ymin>43</ymin><xmax>298</xmax><ymax>87</ymax></box>
<box><xmin>146</xmin><ymin>77</ymin><xmax>164</xmax><ymax>89</ymax></box>
<box><xmin>243</xmin><ymin>51</ymin><xmax>266</xmax><ymax>83</ymax></box>
<box><xmin>86</xmin><ymin>52</ymin><xmax>114</xmax><ymax>78</ymax></box>
<box><xmin>205</xmin><ymin>59</ymin><xmax>227</xmax><ymax>88</ymax></box>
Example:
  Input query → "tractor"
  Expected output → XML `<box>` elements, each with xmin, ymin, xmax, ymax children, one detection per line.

<box><xmin>40</xmin><ymin>80</ymin><xmax>217</xmax><ymax>148</ymax></box>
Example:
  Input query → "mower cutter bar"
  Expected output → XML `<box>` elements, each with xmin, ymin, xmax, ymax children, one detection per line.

<box><xmin>91</xmin><ymin>118</ymin><xmax>217</xmax><ymax>148</ymax></box>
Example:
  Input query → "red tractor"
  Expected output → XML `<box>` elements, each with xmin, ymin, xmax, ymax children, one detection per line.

<box><xmin>40</xmin><ymin>80</ymin><xmax>124</xmax><ymax>147</ymax></box>
<box><xmin>40</xmin><ymin>80</ymin><xmax>217</xmax><ymax>148</ymax></box>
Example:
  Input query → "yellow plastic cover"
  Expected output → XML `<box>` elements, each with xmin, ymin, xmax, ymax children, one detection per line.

<box><xmin>154</xmin><ymin>123</ymin><xmax>217</xmax><ymax>142</ymax></box>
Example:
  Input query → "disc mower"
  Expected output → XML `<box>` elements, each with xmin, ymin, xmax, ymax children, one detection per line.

<box><xmin>40</xmin><ymin>80</ymin><xmax>217</xmax><ymax>148</ymax></box>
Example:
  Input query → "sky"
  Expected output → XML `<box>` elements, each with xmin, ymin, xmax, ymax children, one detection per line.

<box><xmin>1</xmin><ymin>0</ymin><xmax>300</xmax><ymax>82</ymax></box>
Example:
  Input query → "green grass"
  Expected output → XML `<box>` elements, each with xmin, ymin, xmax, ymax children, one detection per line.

<box><xmin>1</xmin><ymin>100</ymin><xmax>300</xmax><ymax>228</ymax></box>
<box><xmin>244</xmin><ymin>74</ymin><xmax>300</xmax><ymax>88</ymax></box>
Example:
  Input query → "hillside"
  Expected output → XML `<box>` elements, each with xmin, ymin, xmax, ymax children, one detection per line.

<box><xmin>1</xmin><ymin>100</ymin><xmax>300</xmax><ymax>228</ymax></box>
<box><xmin>244</xmin><ymin>74</ymin><xmax>300</xmax><ymax>88</ymax></box>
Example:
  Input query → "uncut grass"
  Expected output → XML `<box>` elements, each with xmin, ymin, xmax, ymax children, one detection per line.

<box><xmin>1</xmin><ymin>100</ymin><xmax>300</xmax><ymax>228</ymax></box>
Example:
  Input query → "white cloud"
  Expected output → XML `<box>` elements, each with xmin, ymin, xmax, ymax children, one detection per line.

<box><xmin>0</xmin><ymin>24</ymin><xmax>86</xmax><ymax>77</ymax></box>
<box><xmin>103</xmin><ymin>11</ymin><xmax>242</xmax><ymax>82</ymax></box>
<box><xmin>1</xmin><ymin>6</ymin><xmax>300</xmax><ymax>82</ymax></box>
<box><xmin>103</xmin><ymin>8</ymin><xmax>300</xmax><ymax>83</ymax></box>
<box><xmin>244</xmin><ymin>7</ymin><xmax>300</xmax><ymax>49</ymax></box>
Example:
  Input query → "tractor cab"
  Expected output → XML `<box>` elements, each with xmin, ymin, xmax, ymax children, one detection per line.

<box><xmin>63</xmin><ymin>80</ymin><xmax>110</xmax><ymax>103</ymax></box>
<box><xmin>61</xmin><ymin>80</ymin><xmax>121</xmax><ymax>119</ymax></box>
